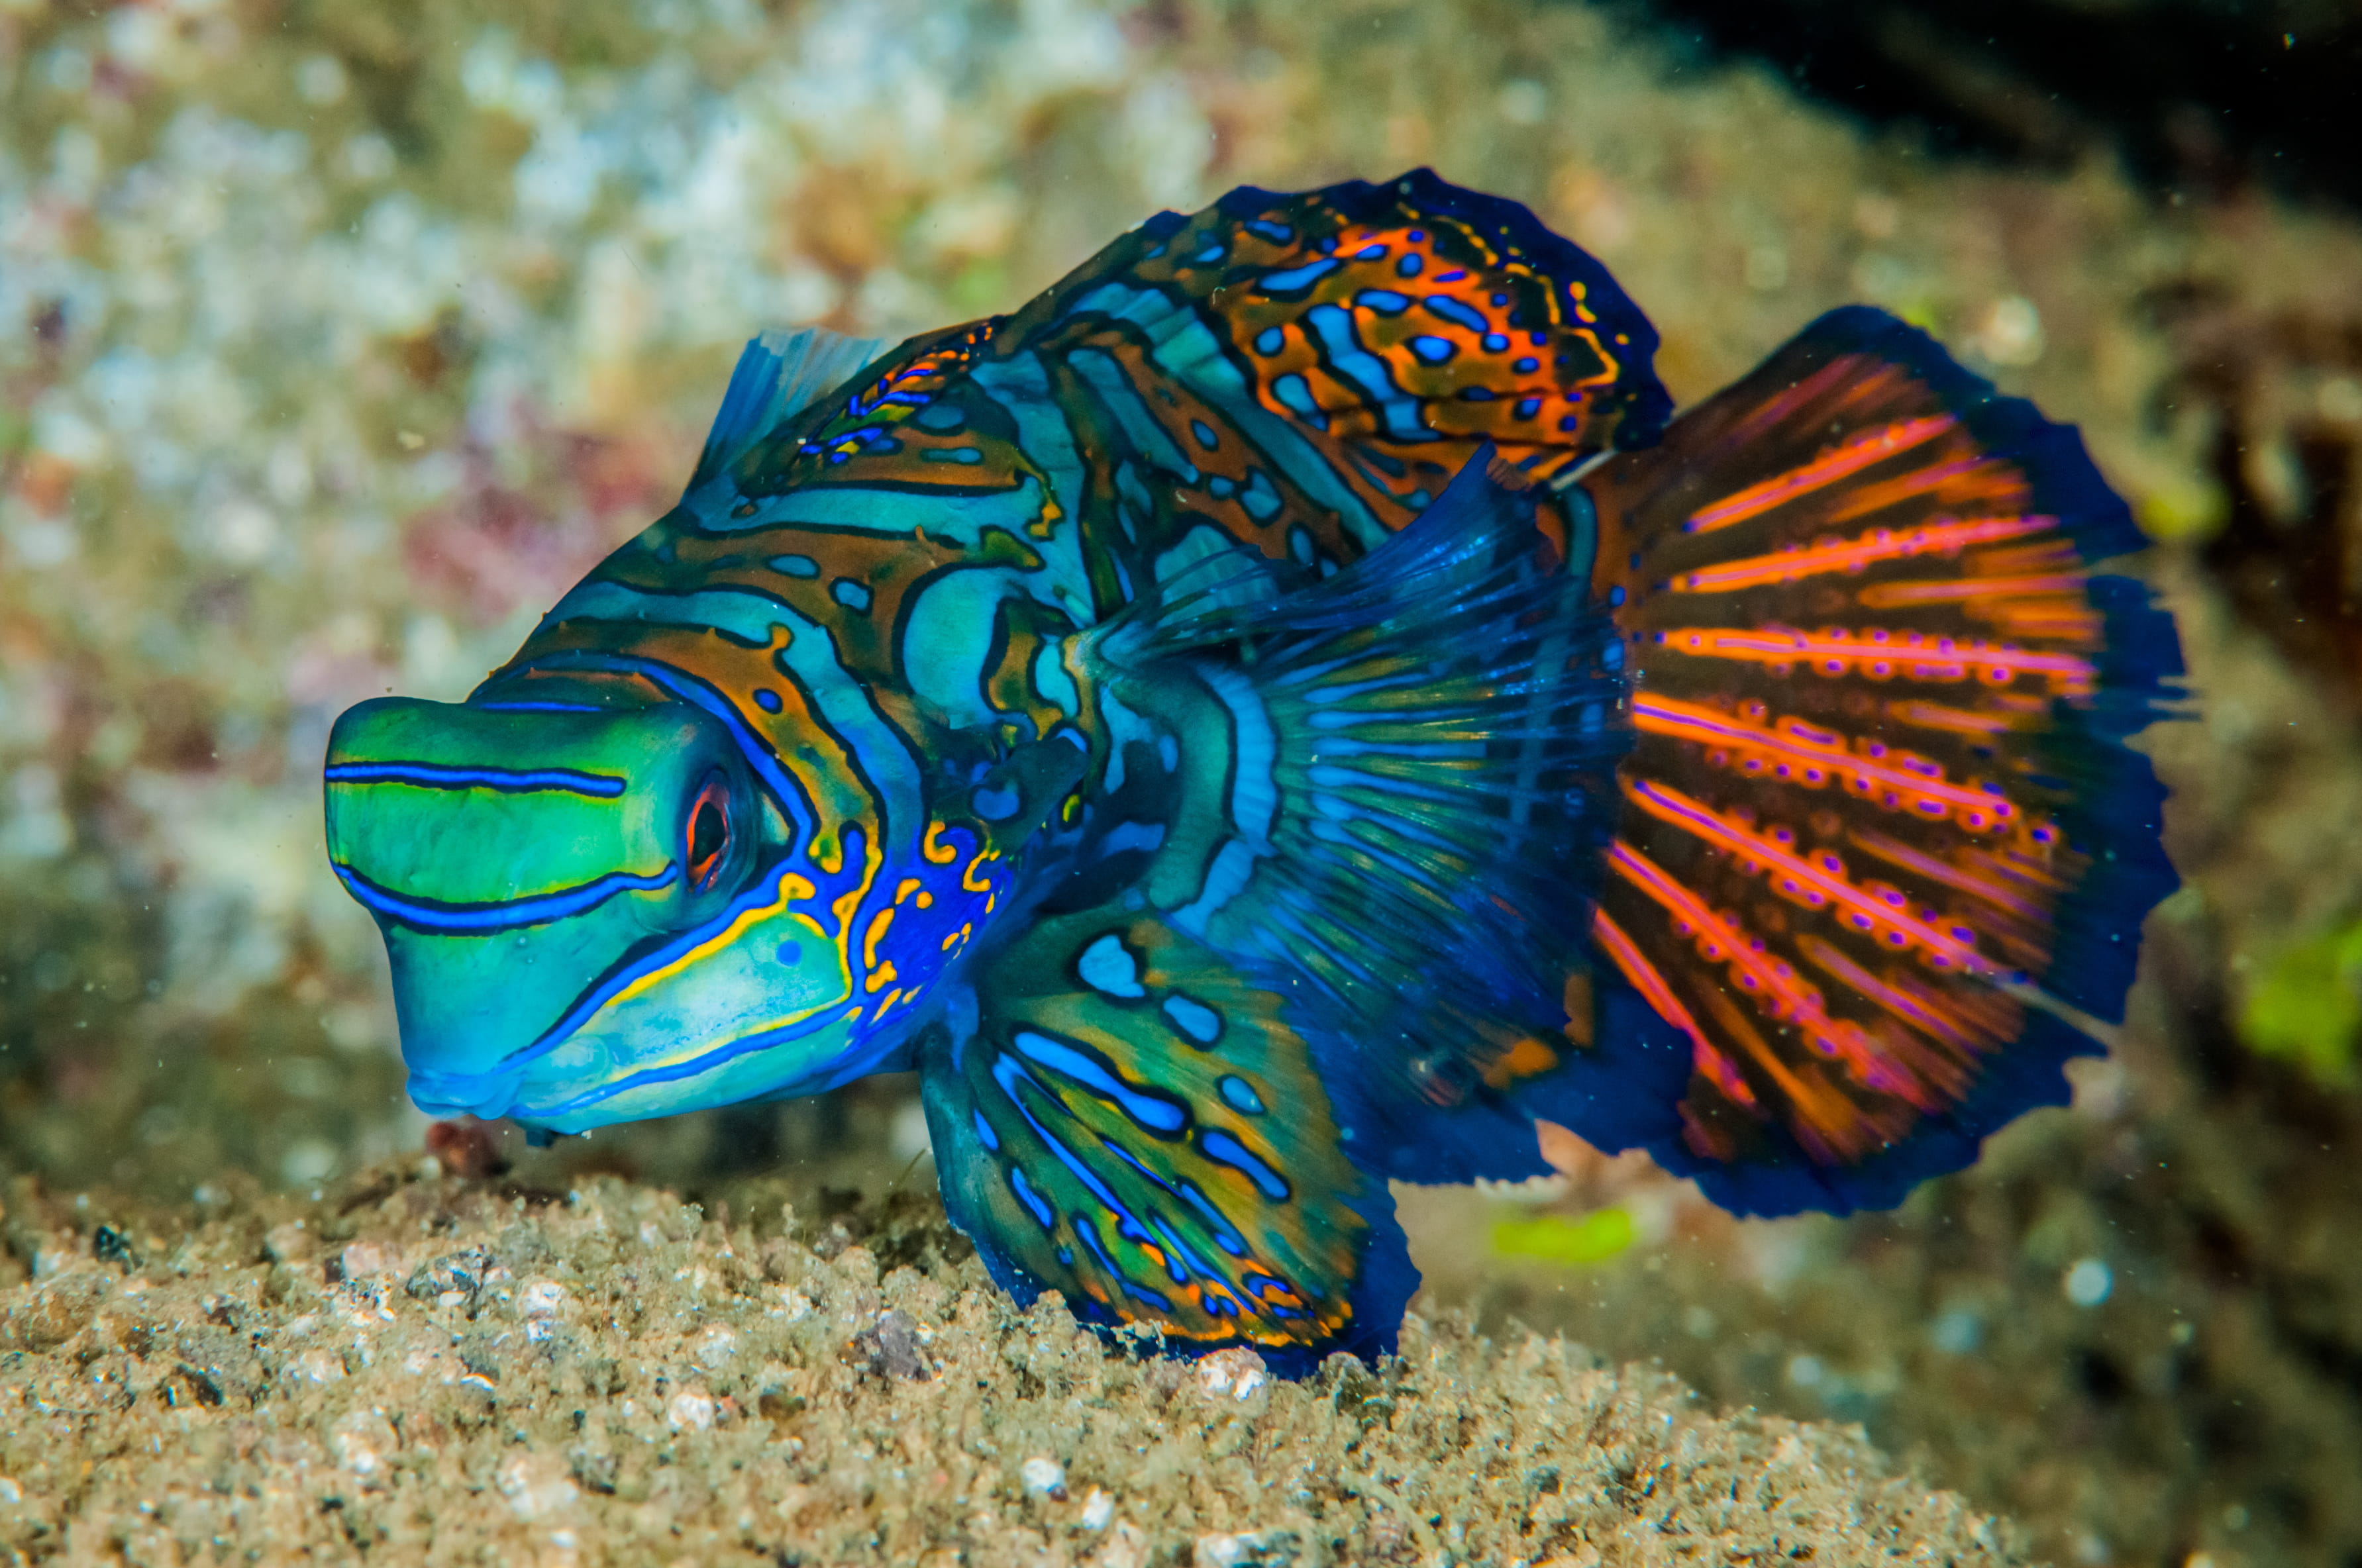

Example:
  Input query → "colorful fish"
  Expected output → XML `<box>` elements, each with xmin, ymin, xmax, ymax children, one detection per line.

<box><xmin>323</xmin><ymin>171</ymin><xmax>2179</xmax><ymax>1371</ymax></box>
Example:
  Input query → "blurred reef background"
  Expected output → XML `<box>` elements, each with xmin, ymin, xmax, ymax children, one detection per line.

<box><xmin>4</xmin><ymin>1</ymin><xmax>2361</xmax><ymax>1564</ymax></box>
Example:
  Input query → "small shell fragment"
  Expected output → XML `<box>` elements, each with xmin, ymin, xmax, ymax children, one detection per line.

<box><xmin>1195</xmin><ymin>1347</ymin><xmax>1268</xmax><ymax>1402</ymax></box>
<box><xmin>1019</xmin><ymin>1455</ymin><xmax>1068</xmax><ymax>1500</ymax></box>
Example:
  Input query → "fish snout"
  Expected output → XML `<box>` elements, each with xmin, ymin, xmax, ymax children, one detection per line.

<box><xmin>323</xmin><ymin>695</ymin><xmax>760</xmax><ymax>1080</ymax></box>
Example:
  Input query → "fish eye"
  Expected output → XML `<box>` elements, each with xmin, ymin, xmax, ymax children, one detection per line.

<box><xmin>684</xmin><ymin>772</ymin><xmax>731</xmax><ymax>890</ymax></box>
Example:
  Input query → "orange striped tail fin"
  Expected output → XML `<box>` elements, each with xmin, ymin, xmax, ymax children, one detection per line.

<box><xmin>1571</xmin><ymin>306</ymin><xmax>2180</xmax><ymax>1215</ymax></box>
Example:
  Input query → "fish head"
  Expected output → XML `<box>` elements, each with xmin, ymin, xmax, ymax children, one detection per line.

<box><xmin>324</xmin><ymin>689</ymin><xmax>907</xmax><ymax>1134</ymax></box>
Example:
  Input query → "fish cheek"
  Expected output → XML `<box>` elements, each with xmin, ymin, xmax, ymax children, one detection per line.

<box><xmin>765</xmin><ymin>910</ymin><xmax>855</xmax><ymax>1016</ymax></box>
<box><xmin>546</xmin><ymin>903</ymin><xmax>858</xmax><ymax>1110</ymax></box>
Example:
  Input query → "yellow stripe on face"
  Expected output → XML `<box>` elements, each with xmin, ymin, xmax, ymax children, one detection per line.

<box><xmin>560</xmin><ymin>893</ymin><xmax>853</xmax><ymax>1083</ymax></box>
<box><xmin>600</xmin><ymin>869</ymin><xmax>819</xmax><ymax>1014</ymax></box>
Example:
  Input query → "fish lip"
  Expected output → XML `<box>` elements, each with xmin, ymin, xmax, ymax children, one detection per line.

<box><xmin>462</xmin><ymin>858</ymin><xmax>823</xmax><ymax>1083</ymax></box>
<box><xmin>406</xmin><ymin>1065</ymin><xmax>527</xmax><ymax>1124</ymax></box>
<box><xmin>406</xmin><ymin>998</ymin><xmax>884</xmax><ymax>1130</ymax></box>
<box><xmin>519</xmin><ymin>1001</ymin><xmax>878</xmax><ymax>1120</ymax></box>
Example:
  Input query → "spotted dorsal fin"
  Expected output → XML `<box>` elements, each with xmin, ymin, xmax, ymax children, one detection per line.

<box><xmin>690</xmin><ymin>325</ymin><xmax>895</xmax><ymax>492</ymax></box>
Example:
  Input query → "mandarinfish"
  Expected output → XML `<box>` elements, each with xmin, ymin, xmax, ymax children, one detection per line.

<box><xmin>325</xmin><ymin>171</ymin><xmax>2180</xmax><ymax>1373</ymax></box>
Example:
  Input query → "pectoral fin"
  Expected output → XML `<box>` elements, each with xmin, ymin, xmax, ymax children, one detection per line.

<box><xmin>919</xmin><ymin>904</ymin><xmax>1412</xmax><ymax>1369</ymax></box>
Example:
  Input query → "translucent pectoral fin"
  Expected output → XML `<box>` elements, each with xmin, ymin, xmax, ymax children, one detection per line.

<box><xmin>919</xmin><ymin>905</ymin><xmax>1412</xmax><ymax>1370</ymax></box>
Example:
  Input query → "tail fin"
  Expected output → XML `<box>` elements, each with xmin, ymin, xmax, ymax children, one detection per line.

<box><xmin>1572</xmin><ymin>306</ymin><xmax>2181</xmax><ymax>1216</ymax></box>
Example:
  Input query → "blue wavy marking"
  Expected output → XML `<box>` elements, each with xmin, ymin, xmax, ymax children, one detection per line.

<box><xmin>1011</xmin><ymin>1030</ymin><xmax>1187</xmax><ymax>1133</ymax></box>
<box><xmin>1077</xmin><ymin>934</ymin><xmax>1146</xmax><ymax>998</ymax></box>
<box><xmin>1147</xmin><ymin>1213</ymin><xmax>1209</xmax><ymax>1285</ymax></box>
<box><xmin>1096</xmin><ymin>1134</ymin><xmax>1251</xmax><ymax>1259</ymax></box>
<box><xmin>324</xmin><ymin>761</ymin><xmax>627</xmax><ymax>798</ymax></box>
<box><xmin>1008</xmin><ymin>1164</ymin><xmax>1056</xmax><ymax>1230</ymax></box>
<box><xmin>1303</xmin><ymin>305</ymin><xmax>1431</xmax><ymax>442</ymax></box>
<box><xmin>1257</xmin><ymin>258</ymin><xmax>1339</xmax><ymax>293</ymax></box>
<box><xmin>334</xmin><ymin>862</ymin><xmax>674</xmax><ymax>934</ymax></box>
<box><xmin>1423</xmin><ymin>294</ymin><xmax>1488</xmax><ymax>333</ymax></box>
<box><xmin>1198</xmin><ymin>1130</ymin><xmax>1291</xmax><ymax>1200</ymax></box>
<box><xmin>1075</xmin><ymin>1217</ymin><xmax>1171</xmax><ymax>1312</ymax></box>
<box><xmin>1218</xmin><ymin>1076</ymin><xmax>1266</xmax><ymax>1114</ymax></box>
<box><xmin>988</xmin><ymin>1052</ymin><xmax>1180</xmax><ymax>1273</ymax></box>
<box><xmin>1162</xmin><ymin>994</ymin><xmax>1223</xmax><ymax>1044</ymax></box>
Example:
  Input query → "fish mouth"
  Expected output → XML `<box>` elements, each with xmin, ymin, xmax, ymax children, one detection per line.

<box><xmin>404</xmin><ymin>997</ymin><xmax>883</xmax><ymax>1134</ymax></box>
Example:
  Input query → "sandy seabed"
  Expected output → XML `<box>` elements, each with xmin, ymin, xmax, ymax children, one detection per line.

<box><xmin>0</xmin><ymin>1166</ymin><xmax>2010</xmax><ymax>1568</ymax></box>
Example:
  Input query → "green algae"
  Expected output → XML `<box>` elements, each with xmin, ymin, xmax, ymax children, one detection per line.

<box><xmin>2243</xmin><ymin>916</ymin><xmax>2362</xmax><ymax>1088</ymax></box>
<box><xmin>1492</xmin><ymin>1208</ymin><xmax>1638</xmax><ymax>1268</ymax></box>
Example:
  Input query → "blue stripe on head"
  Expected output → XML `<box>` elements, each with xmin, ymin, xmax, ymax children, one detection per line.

<box><xmin>325</xmin><ymin>761</ymin><xmax>627</xmax><ymax>797</ymax></box>
<box><xmin>335</xmin><ymin>863</ymin><xmax>676</xmax><ymax>934</ymax></box>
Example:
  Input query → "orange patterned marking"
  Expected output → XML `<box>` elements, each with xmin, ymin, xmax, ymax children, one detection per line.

<box><xmin>1632</xmin><ymin>693</ymin><xmax>2023</xmax><ymax>830</ymax></box>
<box><xmin>1855</xmin><ymin>573</ymin><xmax>2086</xmax><ymax>608</ymax></box>
<box><xmin>1845</xmin><ymin>828</ymin><xmax>2052</xmax><ymax>920</ymax></box>
<box><xmin>1622</xmin><ymin>779</ymin><xmax>1997</xmax><ymax>976</ymax></box>
<box><xmin>1884</xmin><ymin>700</ymin><xmax>2020</xmax><ymax>737</ymax></box>
<box><xmin>1590</xmin><ymin>907</ymin><xmax>1728</xmax><ymax>1090</ymax></box>
<box><xmin>862</xmin><ymin>906</ymin><xmax>896</xmax><ymax>971</ymax></box>
<box><xmin>1654</xmin><ymin>624</ymin><xmax>2098</xmax><ymax>695</ymax></box>
<box><xmin>1683</xmin><ymin>415</ymin><xmax>1957</xmax><ymax>534</ymax></box>
<box><xmin>1795</xmin><ymin>936</ymin><xmax>1976</xmax><ymax>1054</ymax></box>
<box><xmin>1672</xmin><ymin>514</ymin><xmax>2054</xmax><ymax>593</ymax></box>
<box><xmin>1606</xmin><ymin>844</ymin><xmax>1923</xmax><ymax>1140</ymax></box>
<box><xmin>1607</xmin><ymin>840</ymin><xmax>1871</xmax><ymax>1062</ymax></box>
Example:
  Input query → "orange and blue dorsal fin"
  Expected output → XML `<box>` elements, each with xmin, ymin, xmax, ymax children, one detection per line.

<box><xmin>1572</xmin><ymin>305</ymin><xmax>2181</xmax><ymax>1215</ymax></box>
<box><xmin>995</xmin><ymin>168</ymin><xmax>1672</xmax><ymax>566</ymax></box>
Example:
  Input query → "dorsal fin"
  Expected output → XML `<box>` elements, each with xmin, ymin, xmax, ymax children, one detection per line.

<box><xmin>688</xmin><ymin>326</ymin><xmax>894</xmax><ymax>492</ymax></box>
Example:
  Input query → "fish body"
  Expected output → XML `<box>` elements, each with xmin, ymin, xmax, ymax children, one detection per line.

<box><xmin>325</xmin><ymin>172</ymin><xmax>2180</xmax><ymax>1368</ymax></box>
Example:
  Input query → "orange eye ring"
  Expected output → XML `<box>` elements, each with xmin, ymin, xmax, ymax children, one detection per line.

<box><xmin>684</xmin><ymin>773</ymin><xmax>731</xmax><ymax>889</ymax></box>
